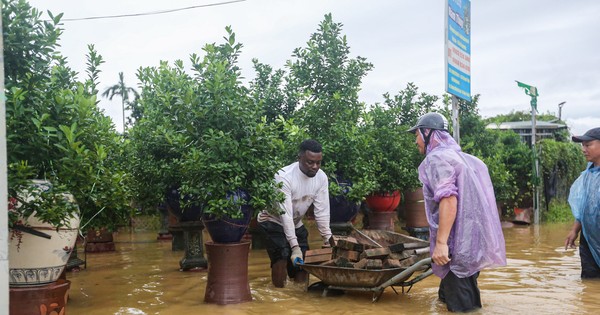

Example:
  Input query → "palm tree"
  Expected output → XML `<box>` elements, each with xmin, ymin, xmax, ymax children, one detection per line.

<box><xmin>102</xmin><ymin>72</ymin><xmax>139</xmax><ymax>132</ymax></box>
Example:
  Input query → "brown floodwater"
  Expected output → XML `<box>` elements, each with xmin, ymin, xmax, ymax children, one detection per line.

<box><xmin>65</xmin><ymin>219</ymin><xmax>600</xmax><ymax>315</ymax></box>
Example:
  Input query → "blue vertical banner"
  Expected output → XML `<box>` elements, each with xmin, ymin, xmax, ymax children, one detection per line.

<box><xmin>445</xmin><ymin>0</ymin><xmax>471</xmax><ymax>101</ymax></box>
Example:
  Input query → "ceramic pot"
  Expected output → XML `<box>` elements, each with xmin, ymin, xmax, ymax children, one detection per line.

<box><xmin>165</xmin><ymin>186</ymin><xmax>203</xmax><ymax>222</ymax></box>
<box><xmin>402</xmin><ymin>188</ymin><xmax>429</xmax><ymax>228</ymax></box>
<box><xmin>366</xmin><ymin>211</ymin><xmax>396</xmax><ymax>231</ymax></box>
<box><xmin>204</xmin><ymin>241</ymin><xmax>252</xmax><ymax>304</ymax></box>
<box><xmin>9</xmin><ymin>213</ymin><xmax>80</xmax><ymax>287</ymax></box>
<box><xmin>365</xmin><ymin>190</ymin><xmax>401</xmax><ymax>212</ymax></box>
<box><xmin>329</xmin><ymin>194</ymin><xmax>360</xmax><ymax>223</ymax></box>
<box><xmin>85</xmin><ymin>227</ymin><xmax>116</xmax><ymax>253</ymax></box>
<box><xmin>329</xmin><ymin>177</ymin><xmax>360</xmax><ymax>223</ymax></box>
<box><xmin>202</xmin><ymin>189</ymin><xmax>252</xmax><ymax>244</ymax></box>
<box><xmin>9</xmin><ymin>279</ymin><xmax>71</xmax><ymax>314</ymax></box>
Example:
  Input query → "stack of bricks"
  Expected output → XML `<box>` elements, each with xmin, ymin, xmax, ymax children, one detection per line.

<box><xmin>304</xmin><ymin>235</ymin><xmax>429</xmax><ymax>270</ymax></box>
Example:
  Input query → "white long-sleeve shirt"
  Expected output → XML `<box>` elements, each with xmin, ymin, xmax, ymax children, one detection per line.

<box><xmin>257</xmin><ymin>162</ymin><xmax>332</xmax><ymax>248</ymax></box>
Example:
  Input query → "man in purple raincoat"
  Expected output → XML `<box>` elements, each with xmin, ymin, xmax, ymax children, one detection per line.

<box><xmin>408</xmin><ymin>112</ymin><xmax>506</xmax><ymax>312</ymax></box>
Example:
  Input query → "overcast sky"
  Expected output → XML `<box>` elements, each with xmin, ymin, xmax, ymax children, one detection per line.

<box><xmin>26</xmin><ymin>0</ymin><xmax>600</xmax><ymax>136</ymax></box>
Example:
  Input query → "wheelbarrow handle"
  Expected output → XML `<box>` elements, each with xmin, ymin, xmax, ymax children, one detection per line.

<box><xmin>375</xmin><ymin>257</ymin><xmax>432</xmax><ymax>290</ymax></box>
<box><xmin>293</xmin><ymin>257</ymin><xmax>304</xmax><ymax>267</ymax></box>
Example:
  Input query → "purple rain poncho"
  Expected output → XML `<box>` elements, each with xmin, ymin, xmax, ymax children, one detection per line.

<box><xmin>569</xmin><ymin>162</ymin><xmax>600</xmax><ymax>266</ymax></box>
<box><xmin>417</xmin><ymin>129</ymin><xmax>507</xmax><ymax>278</ymax></box>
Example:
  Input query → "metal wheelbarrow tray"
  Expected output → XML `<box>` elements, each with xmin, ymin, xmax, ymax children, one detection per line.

<box><xmin>300</xmin><ymin>229</ymin><xmax>433</xmax><ymax>302</ymax></box>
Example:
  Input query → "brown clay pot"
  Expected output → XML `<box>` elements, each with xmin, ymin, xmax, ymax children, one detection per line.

<box><xmin>402</xmin><ymin>188</ymin><xmax>429</xmax><ymax>228</ymax></box>
<box><xmin>10</xmin><ymin>279</ymin><xmax>70</xmax><ymax>315</ymax></box>
<box><xmin>86</xmin><ymin>228</ymin><xmax>114</xmax><ymax>243</ymax></box>
<box><xmin>204</xmin><ymin>241</ymin><xmax>252</xmax><ymax>305</ymax></box>
<box><xmin>366</xmin><ymin>211</ymin><xmax>396</xmax><ymax>231</ymax></box>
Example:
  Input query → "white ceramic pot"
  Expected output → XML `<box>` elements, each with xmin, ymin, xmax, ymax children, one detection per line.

<box><xmin>8</xmin><ymin>180</ymin><xmax>80</xmax><ymax>287</ymax></box>
<box><xmin>9</xmin><ymin>213</ymin><xmax>80</xmax><ymax>287</ymax></box>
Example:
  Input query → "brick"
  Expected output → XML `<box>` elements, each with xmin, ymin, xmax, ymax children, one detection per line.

<box><xmin>388</xmin><ymin>251</ymin><xmax>414</xmax><ymax>260</ymax></box>
<box><xmin>335</xmin><ymin>257</ymin><xmax>355</xmax><ymax>268</ymax></box>
<box><xmin>306</xmin><ymin>248</ymin><xmax>333</xmax><ymax>256</ymax></box>
<box><xmin>365</xmin><ymin>259</ymin><xmax>383</xmax><ymax>270</ymax></box>
<box><xmin>335</xmin><ymin>238</ymin><xmax>364</xmax><ymax>252</ymax></box>
<box><xmin>398</xmin><ymin>255</ymin><xmax>418</xmax><ymax>268</ymax></box>
<box><xmin>360</xmin><ymin>247</ymin><xmax>391</xmax><ymax>259</ymax></box>
<box><xmin>353</xmin><ymin>258</ymin><xmax>368</xmax><ymax>269</ymax></box>
<box><xmin>304</xmin><ymin>254</ymin><xmax>332</xmax><ymax>264</ymax></box>
<box><xmin>332</xmin><ymin>235</ymin><xmax>348</xmax><ymax>243</ymax></box>
<box><xmin>304</xmin><ymin>247</ymin><xmax>332</xmax><ymax>264</ymax></box>
<box><xmin>383</xmin><ymin>258</ymin><xmax>402</xmax><ymax>268</ymax></box>
<box><xmin>334</xmin><ymin>248</ymin><xmax>360</xmax><ymax>262</ymax></box>
<box><xmin>388</xmin><ymin>243</ymin><xmax>405</xmax><ymax>253</ymax></box>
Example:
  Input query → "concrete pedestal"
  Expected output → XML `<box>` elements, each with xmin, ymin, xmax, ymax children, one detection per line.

<box><xmin>179</xmin><ymin>221</ymin><xmax>208</xmax><ymax>271</ymax></box>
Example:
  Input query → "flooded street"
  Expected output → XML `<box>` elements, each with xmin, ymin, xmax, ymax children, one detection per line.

<box><xmin>65</xmin><ymin>219</ymin><xmax>600</xmax><ymax>314</ymax></box>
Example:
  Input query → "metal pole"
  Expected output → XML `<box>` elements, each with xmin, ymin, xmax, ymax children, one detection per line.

<box><xmin>532</xmin><ymin>104</ymin><xmax>540</xmax><ymax>225</ymax></box>
<box><xmin>452</xmin><ymin>95</ymin><xmax>460</xmax><ymax>144</ymax></box>
<box><xmin>0</xmin><ymin>5</ymin><xmax>11</xmax><ymax>311</ymax></box>
<box><xmin>558</xmin><ymin>101</ymin><xmax>566</xmax><ymax>121</ymax></box>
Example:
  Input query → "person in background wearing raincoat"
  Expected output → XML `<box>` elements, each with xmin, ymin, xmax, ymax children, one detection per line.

<box><xmin>564</xmin><ymin>127</ymin><xmax>600</xmax><ymax>278</ymax></box>
<box><xmin>408</xmin><ymin>112</ymin><xmax>507</xmax><ymax>312</ymax></box>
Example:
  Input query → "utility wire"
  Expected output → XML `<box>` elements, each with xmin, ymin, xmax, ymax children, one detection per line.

<box><xmin>58</xmin><ymin>0</ymin><xmax>247</xmax><ymax>22</ymax></box>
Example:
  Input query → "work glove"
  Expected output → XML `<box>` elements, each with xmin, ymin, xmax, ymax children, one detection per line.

<box><xmin>290</xmin><ymin>246</ymin><xmax>303</xmax><ymax>267</ymax></box>
<box><xmin>322</xmin><ymin>235</ymin><xmax>334</xmax><ymax>248</ymax></box>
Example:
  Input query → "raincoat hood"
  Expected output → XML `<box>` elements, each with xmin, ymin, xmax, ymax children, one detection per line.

<box><xmin>418</xmin><ymin>129</ymin><xmax>461</xmax><ymax>155</ymax></box>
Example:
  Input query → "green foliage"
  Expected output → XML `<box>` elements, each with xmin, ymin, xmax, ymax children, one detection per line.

<box><xmin>7</xmin><ymin>163</ymin><xmax>78</xmax><ymax>230</ymax></box>
<box><xmin>362</xmin><ymin>83</ymin><xmax>441</xmax><ymax>193</ymax></box>
<box><xmin>251</xmin><ymin>14</ymin><xmax>379</xmax><ymax>201</ymax></box>
<box><xmin>539</xmin><ymin>139</ymin><xmax>586</xmax><ymax>213</ymax></box>
<box><xmin>382</xmin><ymin>82</ymin><xmax>440</xmax><ymax>127</ymax></box>
<box><xmin>250</xmin><ymin>60</ymin><xmax>294</xmax><ymax>122</ymax></box>
<box><xmin>539</xmin><ymin>139</ymin><xmax>586</xmax><ymax>183</ymax></box>
<box><xmin>544</xmin><ymin>199</ymin><xmax>573</xmax><ymax>223</ymax></box>
<box><xmin>455</xmin><ymin>96</ymin><xmax>533</xmax><ymax>209</ymax></box>
<box><xmin>129</xmin><ymin>27</ymin><xmax>288</xmax><ymax>219</ymax></box>
<box><xmin>485</xmin><ymin>110</ymin><xmax>570</xmax><ymax>142</ymax></box>
<box><xmin>486</xmin><ymin>109</ymin><xmax>558</xmax><ymax>124</ymax></box>
<box><xmin>250</xmin><ymin>16</ymin><xmax>446</xmax><ymax>199</ymax></box>
<box><xmin>4</xmin><ymin>0</ymin><xmax>132</xmax><ymax>231</ymax></box>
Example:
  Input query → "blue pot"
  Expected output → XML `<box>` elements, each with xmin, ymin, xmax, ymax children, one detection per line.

<box><xmin>329</xmin><ymin>194</ymin><xmax>360</xmax><ymax>223</ymax></box>
<box><xmin>329</xmin><ymin>178</ymin><xmax>359</xmax><ymax>223</ymax></box>
<box><xmin>202</xmin><ymin>189</ymin><xmax>252</xmax><ymax>244</ymax></box>
<box><xmin>165</xmin><ymin>187</ymin><xmax>203</xmax><ymax>222</ymax></box>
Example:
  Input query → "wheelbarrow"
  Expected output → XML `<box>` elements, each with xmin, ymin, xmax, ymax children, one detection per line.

<box><xmin>300</xmin><ymin>257</ymin><xmax>432</xmax><ymax>302</ymax></box>
<box><xmin>299</xmin><ymin>228</ymin><xmax>433</xmax><ymax>302</ymax></box>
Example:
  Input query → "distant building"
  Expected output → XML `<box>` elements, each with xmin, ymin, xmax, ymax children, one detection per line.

<box><xmin>485</xmin><ymin>120</ymin><xmax>568</xmax><ymax>144</ymax></box>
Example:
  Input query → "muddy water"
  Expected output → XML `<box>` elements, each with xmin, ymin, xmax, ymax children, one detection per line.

<box><xmin>66</xmin><ymin>221</ymin><xmax>600</xmax><ymax>315</ymax></box>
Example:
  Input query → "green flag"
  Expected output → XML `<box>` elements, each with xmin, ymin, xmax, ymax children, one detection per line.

<box><xmin>516</xmin><ymin>80</ymin><xmax>539</xmax><ymax>97</ymax></box>
<box><xmin>516</xmin><ymin>80</ymin><xmax>539</xmax><ymax>111</ymax></box>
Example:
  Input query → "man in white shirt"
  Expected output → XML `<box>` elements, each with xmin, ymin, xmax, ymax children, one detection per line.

<box><xmin>258</xmin><ymin>139</ymin><xmax>333</xmax><ymax>287</ymax></box>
